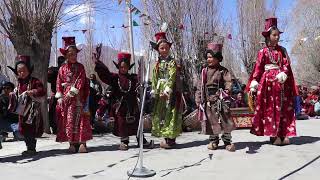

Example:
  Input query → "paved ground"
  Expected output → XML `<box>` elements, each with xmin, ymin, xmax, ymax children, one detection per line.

<box><xmin>0</xmin><ymin>119</ymin><xmax>320</xmax><ymax>180</ymax></box>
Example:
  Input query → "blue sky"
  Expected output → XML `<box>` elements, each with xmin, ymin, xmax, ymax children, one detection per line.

<box><xmin>57</xmin><ymin>0</ymin><xmax>296</xmax><ymax>54</ymax></box>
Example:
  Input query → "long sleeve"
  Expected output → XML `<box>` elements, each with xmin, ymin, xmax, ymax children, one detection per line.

<box><xmin>151</xmin><ymin>65</ymin><xmax>158</xmax><ymax>94</ymax></box>
<box><xmin>252</xmin><ymin>49</ymin><xmax>265</xmax><ymax>82</ymax></box>
<box><xmin>31</xmin><ymin>78</ymin><xmax>46</xmax><ymax>97</ymax></box>
<box><xmin>163</xmin><ymin>60</ymin><xmax>177</xmax><ymax>95</ymax></box>
<box><xmin>94</xmin><ymin>60</ymin><xmax>116</xmax><ymax>86</ymax></box>
<box><xmin>223</xmin><ymin>70</ymin><xmax>232</xmax><ymax>92</ymax></box>
<box><xmin>55</xmin><ymin>68</ymin><xmax>64</xmax><ymax>99</ymax></box>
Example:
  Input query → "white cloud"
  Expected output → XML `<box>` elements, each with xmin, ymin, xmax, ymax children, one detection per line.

<box><xmin>63</xmin><ymin>3</ymin><xmax>95</xmax><ymax>25</ymax></box>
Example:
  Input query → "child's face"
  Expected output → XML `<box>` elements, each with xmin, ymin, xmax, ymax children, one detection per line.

<box><xmin>66</xmin><ymin>47</ymin><xmax>78</xmax><ymax>63</ymax></box>
<box><xmin>119</xmin><ymin>61</ymin><xmax>129</xmax><ymax>74</ymax></box>
<box><xmin>17</xmin><ymin>64</ymin><xmax>30</xmax><ymax>79</ymax></box>
<box><xmin>269</xmin><ymin>29</ymin><xmax>280</xmax><ymax>45</ymax></box>
<box><xmin>207</xmin><ymin>53</ymin><xmax>219</xmax><ymax>67</ymax></box>
<box><xmin>158</xmin><ymin>42</ymin><xmax>170</xmax><ymax>57</ymax></box>
<box><xmin>3</xmin><ymin>86</ymin><xmax>13</xmax><ymax>95</ymax></box>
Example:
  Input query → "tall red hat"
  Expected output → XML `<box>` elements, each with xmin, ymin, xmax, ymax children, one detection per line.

<box><xmin>150</xmin><ymin>32</ymin><xmax>172</xmax><ymax>50</ymax></box>
<box><xmin>262</xmin><ymin>17</ymin><xmax>283</xmax><ymax>37</ymax></box>
<box><xmin>59</xmin><ymin>36</ymin><xmax>81</xmax><ymax>56</ymax></box>
<box><xmin>207</xmin><ymin>43</ymin><xmax>223</xmax><ymax>53</ymax></box>
<box><xmin>204</xmin><ymin>43</ymin><xmax>223</xmax><ymax>62</ymax></box>
<box><xmin>113</xmin><ymin>52</ymin><xmax>135</xmax><ymax>70</ymax></box>
<box><xmin>7</xmin><ymin>55</ymin><xmax>34</xmax><ymax>75</ymax></box>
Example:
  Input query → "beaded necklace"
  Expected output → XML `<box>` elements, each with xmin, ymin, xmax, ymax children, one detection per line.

<box><xmin>118</xmin><ymin>77</ymin><xmax>131</xmax><ymax>93</ymax></box>
<box><xmin>267</xmin><ymin>47</ymin><xmax>280</xmax><ymax>64</ymax></box>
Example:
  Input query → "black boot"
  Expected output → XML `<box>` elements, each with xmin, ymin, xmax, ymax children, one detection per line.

<box><xmin>136</xmin><ymin>135</ymin><xmax>154</xmax><ymax>149</ymax></box>
<box><xmin>22</xmin><ymin>136</ymin><xmax>37</xmax><ymax>156</ymax></box>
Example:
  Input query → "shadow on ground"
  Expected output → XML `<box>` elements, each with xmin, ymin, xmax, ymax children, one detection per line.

<box><xmin>0</xmin><ymin>143</ymin><xmax>134</xmax><ymax>164</ymax></box>
<box><xmin>234</xmin><ymin>136</ymin><xmax>320</xmax><ymax>154</ymax></box>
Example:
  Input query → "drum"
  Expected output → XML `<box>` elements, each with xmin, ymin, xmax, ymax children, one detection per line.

<box><xmin>183</xmin><ymin>109</ymin><xmax>201</xmax><ymax>131</ymax></box>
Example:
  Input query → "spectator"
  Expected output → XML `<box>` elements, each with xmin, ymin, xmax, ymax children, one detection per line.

<box><xmin>231</xmin><ymin>92</ymin><xmax>248</xmax><ymax>108</ymax></box>
<box><xmin>0</xmin><ymin>82</ymin><xmax>23</xmax><ymax>141</ymax></box>
<box><xmin>304</xmin><ymin>86</ymin><xmax>319</xmax><ymax>117</ymax></box>
<box><xmin>0</xmin><ymin>66</ymin><xmax>10</xmax><ymax>93</ymax></box>
<box><xmin>231</xmin><ymin>78</ymin><xmax>242</xmax><ymax>96</ymax></box>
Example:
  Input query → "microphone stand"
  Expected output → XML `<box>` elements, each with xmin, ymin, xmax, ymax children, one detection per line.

<box><xmin>127</xmin><ymin>44</ymin><xmax>156</xmax><ymax>178</ymax></box>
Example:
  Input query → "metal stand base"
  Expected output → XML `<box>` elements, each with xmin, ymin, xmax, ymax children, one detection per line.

<box><xmin>127</xmin><ymin>167</ymin><xmax>156</xmax><ymax>177</ymax></box>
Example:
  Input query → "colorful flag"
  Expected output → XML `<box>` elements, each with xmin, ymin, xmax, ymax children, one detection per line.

<box><xmin>133</xmin><ymin>20</ymin><xmax>139</xmax><ymax>26</ymax></box>
<box><xmin>139</xmin><ymin>13</ymin><xmax>147</xmax><ymax>18</ymax></box>
<box><xmin>130</xmin><ymin>7</ymin><xmax>137</xmax><ymax>13</ymax></box>
<box><xmin>178</xmin><ymin>24</ymin><xmax>184</xmax><ymax>30</ymax></box>
<box><xmin>135</xmin><ymin>9</ymin><xmax>141</xmax><ymax>15</ymax></box>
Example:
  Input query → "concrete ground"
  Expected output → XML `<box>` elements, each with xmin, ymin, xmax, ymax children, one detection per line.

<box><xmin>0</xmin><ymin>119</ymin><xmax>320</xmax><ymax>180</ymax></box>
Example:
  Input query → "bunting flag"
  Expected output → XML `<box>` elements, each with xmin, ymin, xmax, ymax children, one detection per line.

<box><xmin>133</xmin><ymin>20</ymin><xmax>139</xmax><ymax>26</ymax></box>
<box><xmin>139</xmin><ymin>13</ymin><xmax>147</xmax><ymax>18</ymax></box>
<box><xmin>227</xmin><ymin>33</ymin><xmax>232</xmax><ymax>39</ymax></box>
<box><xmin>121</xmin><ymin>24</ymin><xmax>129</xmax><ymax>28</ymax></box>
<box><xmin>178</xmin><ymin>24</ymin><xmax>184</xmax><ymax>30</ymax></box>
<box><xmin>130</xmin><ymin>7</ymin><xmax>137</xmax><ymax>13</ymax></box>
<box><xmin>82</xmin><ymin>29</ymin><xmax>87</xmax><ymax>34</ymax></box>
<box><xmin>135</xmin><ymin>9</ymin><xmax>141</xmax><ymax>15</ymax></box>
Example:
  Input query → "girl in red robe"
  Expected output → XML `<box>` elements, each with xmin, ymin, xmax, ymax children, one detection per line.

<box><xmin>55</xmin><ymin>37</ymin><xmax>92</xmax><ymax>153</ymax></box>
<box><xmin>246</xmin><ymin>17</ymin><xmax>298</xmax><ymax>145</ymax></box>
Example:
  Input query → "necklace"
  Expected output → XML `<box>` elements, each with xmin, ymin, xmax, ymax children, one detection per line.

<box><xmin>267</xmin><ymin>47</ymin><xmax>280</xmax><ymax>64</ymax></box>
<box><xmin>118</xmin><ymin>77</ymin><xmax>131</xmax><ymax>93</ymax></box>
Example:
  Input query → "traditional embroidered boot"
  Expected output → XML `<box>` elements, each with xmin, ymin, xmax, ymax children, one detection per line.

<box><xmin>208</xmin><ymin>135</ymin><xmax>219</xmax><ymax>150</ymax></box>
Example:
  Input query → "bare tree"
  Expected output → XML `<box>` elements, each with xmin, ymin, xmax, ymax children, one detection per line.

<box><xmin>0</xmin><ymin>0</ymin><xmax>63</xmax><ymax>132</ymax></box>
<box><xmin>289</xmin><ymin>0</ymin><xmax>320</xmax><ymax>86</ymax></box>
<box><xmin>142</xmin><ymin>0</ymin><xmax>224</xmax><ymax>91</ymax></box>
<box><xmin>236</xmin><ymin>0</ymin><xmax>268</xmax><ymax>75</ymax></box>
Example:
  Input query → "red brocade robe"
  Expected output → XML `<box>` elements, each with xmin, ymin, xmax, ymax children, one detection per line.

<box><xmin>55</xmin><ymin>62</ymin><xmax>92</xmax><ymax>143</ymax></box>
<box><xmin>246</xmin><ymin>46</ymin><xmax>298</xmax><ymax>137</ymax></box>
<box><xmin>95</xmin><ymin>61</ymin><xmax>139</xmax><ymax>138</ymax></box>
<box><xmin>9</xmin><ymin>77</ymin><xmax>46</xmax><ymax>137</ymax></box>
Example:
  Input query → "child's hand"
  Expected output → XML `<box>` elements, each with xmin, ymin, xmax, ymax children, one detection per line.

<box><xmin>160</xmin><ymin>93</ymin><xmax>168</xmax><ymax>101</ymax></box>
<box><xmin>25</xmin><ymin>90</ymin><xmax>34</xmax><ymax>96</ymax></box>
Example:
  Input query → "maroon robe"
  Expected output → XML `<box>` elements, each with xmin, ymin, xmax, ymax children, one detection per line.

<box><xmin>9</xmin><ymin>77</ymin><xmax>46</xmax><ymax>137</ymax></box>
<box><xmin>55</xmin><ymin>62</ymin><xmax>92</xmax><ymax>143</ymax></box>
<box><xmin>95</xmin><ymin>61</ymin><xmax>139</xmax><ymax>138</ymax></box>
<box><xmin>246</xmin><ymin>45</ymin><xmax>298</xmax><ymax>137</ymax></box>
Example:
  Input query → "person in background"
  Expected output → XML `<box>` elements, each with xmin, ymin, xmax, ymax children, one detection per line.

<box><xmin>48</xmin><ymin>56</ymin><xmax>66</xmax><ymax>134</ymax></box>
<box><xmin>0</xmin><ymin>82</ymin><xmax>23</xmax><ymax>142</ymax></box>
<box><xmin>89</xmin><ymin>73</ymin><xmax>102</xmax><ymax>125</ymax></box>
<box><xmin>0</xmin><ymin>66</ymin><xmax>10</xmax><ymax>94</ymax></box>
<box><xmin>231</xmin><ymin>92</ymin><xmax>248</xmax><ymax>108</ymax></box>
